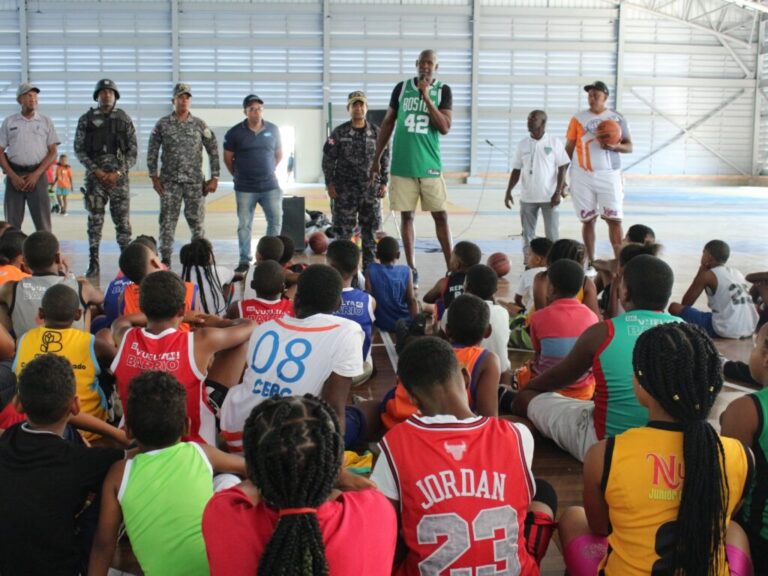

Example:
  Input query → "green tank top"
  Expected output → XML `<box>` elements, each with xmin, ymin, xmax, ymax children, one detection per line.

<box><xmin>741</xmin><ymin>388</ymin><xmax>768</xmax><ymax>541</ymax></box>
<box><xmin>391</xmin><ymin>78</ymin><xmax>443</xmax><ymax>178</ymax></box>
<box><xmin>594</xmin><ymin>310</ymin><xmax>682</xmax><ymax>439</ymax></box>
<box><xmin>118</xmin><ymin>442</ymin><xmax>213</xmax><ymax>575</ymax></box>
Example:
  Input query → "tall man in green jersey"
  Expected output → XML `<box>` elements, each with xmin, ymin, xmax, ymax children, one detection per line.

<box><xmin>371</xmin><ymin>50</ymin><xmax>453</xmax><ymax>286</ymax></box>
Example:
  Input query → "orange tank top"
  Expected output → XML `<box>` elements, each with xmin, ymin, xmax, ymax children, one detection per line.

<box><xmin>122</xmin><ymin>281</ymin><xmax>198</xmax><ymax>332</ymax></box>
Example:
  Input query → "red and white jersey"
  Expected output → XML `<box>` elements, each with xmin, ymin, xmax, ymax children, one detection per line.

<box><xmin>111</xmin><ymin>327</ymin><xmax>215</xmax><ymax>445</ymax></box>
<box><xmin>371</xmin><ymin>415</ymin><xmax>538</xmax><ymax>576</ymax></box>
<box><xmin>238</xmin><ymin>297</ymin><xmax>294</xmax><ymax>324</ymax></box>
<box><xmin>219</xmin><ymin>313</ymin><xmax>364</xmax><ymax>452</ymax></box>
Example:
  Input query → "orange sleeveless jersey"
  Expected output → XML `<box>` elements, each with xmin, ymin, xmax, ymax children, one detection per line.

<box><xmin>382</xmin><ymin>345</ymin><xmax>489</xmax><ymax>430</ymax></box>
<box><xmin>0</xmin><ymin>265</ymin><xmax>29</xmax><ymax>285</ymax></box>
<box><xmin>122</xmin><ymin>281</ymin><xmax>198</xmax><ymax>332</ymax></box>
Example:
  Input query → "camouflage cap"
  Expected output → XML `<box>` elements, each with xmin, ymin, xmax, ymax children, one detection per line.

<box><xmin>173</xmin><ymin>83</ymin><xmax>192</xmax><ymax>98</ymax></box>
<box><xmin>16</xmin><ymin>83</ymin><xmax>40</xmax><ymax>99</ymax></box>
<box><xmin>347</xmin><ymin>91</ymin><xmax>367</xmax><ymax>106</ymax></box>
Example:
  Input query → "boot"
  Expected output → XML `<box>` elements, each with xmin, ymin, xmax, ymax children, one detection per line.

<box><xmin>85</xmin><ymin>249</ymin><xmax>100</xmax><ymax>278</ymax></box>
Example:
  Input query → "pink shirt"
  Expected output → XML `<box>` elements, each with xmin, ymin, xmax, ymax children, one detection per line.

<box><xmin>529</xmin><ymin>297</ymin><xmax>599</xmax><ymax>389</ymax></box>
<box><xmin>202</xmin><ymin>487</ymin><xmax>397</xmax><ymax>576</ymax></box>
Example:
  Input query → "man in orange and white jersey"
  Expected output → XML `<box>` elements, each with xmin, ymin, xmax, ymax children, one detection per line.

<box><xmin>565</xmin><ymin>81</ymin><xmax>632</xmax><ymax>264</ymax></box>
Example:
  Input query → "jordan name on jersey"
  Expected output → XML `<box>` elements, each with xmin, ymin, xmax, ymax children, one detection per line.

<box><xmin>416</xmin><ymin>468</ymin><xmax>508</xmax><ymax>511</ymax></box>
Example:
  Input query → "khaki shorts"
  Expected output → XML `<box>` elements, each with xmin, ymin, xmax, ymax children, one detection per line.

<box><xmin>390</xmin><ymin>175</ymin><xmax>448</xmax><ymax>212</ymax></box>
<box><xmin>527</xmin><ymin>392</ymin><xmax>598</xmax><ymax>462</ymax></box>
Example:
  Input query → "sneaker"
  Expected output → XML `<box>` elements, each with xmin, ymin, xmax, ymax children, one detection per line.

<box><xmin>51</xmin><ymin>205</ymin><xmax>59</xmax><ymax>214</ymax></box>
<box><xmin>411</xmin><ymin>268</ymin><xmax>419</xmax><ymax>289</ymax></box>
<box><xmin>235</xmin><ymin>262</ymin><xmax>250</xmax><ymax>274</ymax></box>
<box><xmin>585</xmin><ymin>263</ymin><xmax>597</xmax><ymax>279</ymax></box>
<box><xmin>61</xmin><ymin>210</ymin><xmax>68</xmax><ymax>216</ymax></box>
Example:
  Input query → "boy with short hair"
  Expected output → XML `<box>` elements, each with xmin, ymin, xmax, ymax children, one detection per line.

<box><xmin>0</xmin><ymin>354</ymin><xmax>124</xmax><ymax>575</ymax></box>
<box><xmin>14</xmin><ymin>284</ymin><xmax>116</xmax><ymax>442</ymax></box>
<box><xmin>112</xmin><ymin>271</ymin><xmax>254</xmax><ymax>445</ymax></box>
<box><xmin>0</xmin><ymin>230</ymin><xmax>29</xmax><ymax>285</ymax></box>
<box><xmin>89</xmin><ymin>371</ymin><xmax>246</xmax><ymax>576</ymax></box>
<box><xmin>118</xmin><ymin>242</ymin><xmax>199</xmax><ymax>331</ymax></box>
<box><xmin>327</xmin><ymin>240</ymin><xmax>376</xmax><ymax>373</ymax></box>
<box><xmin>365</xmin><ymin>236</ymin><xmax>417</xmax><ymax>332</ymax></box>
<box><xmin>514</xmin><ymin>236</ymin><xmax>552</xmax><ymax>310</ymax></box>
<box><xmin>720</xmin><ymin>321</ymin><xmax>768</xmax><ymax>574</ymax></box>
<box><xmin>461</xmin><ymin>264</ymin><xmax>511</xmax><ymax>379</ymax></box>
<box><xmin>518</xmin><ymin>259</ymin><xmax>599</xmax><ymax>400</ymax></box>
<box><xmin>423</xmin><ymin>240</ymin><xmax>482</xmax><ymax>321</ymax></box>
<box><xmin>226</xmin><ymin>260</ymin><xmax>294</xmax><ymax>323</ymax></box>
<box><xmin>0</xmin><ymin>231</ymin><xmax>103</xmax><ymax>337</ymax></box>
<box><xmin>669</xmin><ymin>239</ymin><xmax>758</xmax><ymax>339</ymax></box>
<box><xmin>381</xmin><ymin>293</ymin><xmax>501</xmax><ymax>429</ymax></box>
<box><xmin>511</xmin><ymin>255</ymin><xmax>681</xmax><ymax>461</ymax></box>
<box><xmin>221</xmin><ymin>264</ymin><xmax>368</xmax><ymax>451</ymax></box>
<box><xmin>371</xmin><ymin>336</ymin><xmax>557</xmax><ymax>575</ymax></box>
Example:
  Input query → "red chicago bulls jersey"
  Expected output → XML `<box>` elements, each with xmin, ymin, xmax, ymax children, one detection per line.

<box><xmin>378</xmin><ymin>415</ymin><xmax>537</xmax><ymax>576</ymax></box>
<box><xmin>111</xmin><ymin>327</ymin><xmax>215</xmax><ymax>445</ymax></box>
<box><xmin>238</xmin><ymin>297</ymin><xmax>295</xmax><ymax>324</ymax></box>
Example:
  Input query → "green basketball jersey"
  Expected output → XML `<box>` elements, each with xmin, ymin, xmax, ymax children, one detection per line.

<box><xmin>391</xmin><ymin>78</ymin><xmax>444</xmax><ymax>178</ymax></box>
<box><xmin>740</xmin><ymin>388</ymin><xmax>768</xmax><ymax>542</ymax></box>
<box><xmin>119</xmin><ymin>442</ymin><xmax>213</xmax><ymax>575</ymax></box>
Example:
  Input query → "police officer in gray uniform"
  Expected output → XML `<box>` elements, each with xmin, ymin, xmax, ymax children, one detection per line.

<box><xmin>322</xmin><ymin>90</ymin><xmax>389</xmax><ymax>269</ymax></box>
<box><xmin>74</xmin><ymin>79</ymin><xmax>137</xmax><ymax>277</ymax></box>
<box><xmin>147</xmin><ymin>83</ymin><xmax>220</xmax><ymax>267</ymax></box>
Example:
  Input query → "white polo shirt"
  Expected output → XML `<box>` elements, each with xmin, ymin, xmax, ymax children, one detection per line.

<box><xmin>511</xmin><ymin>132</ymin><xmax>570</xmax><ymax>203</ymax></box>
<box><xmin>0</xmin><ymin>111</ymin><xmax>59</xmax><ymax>166</ymax></box>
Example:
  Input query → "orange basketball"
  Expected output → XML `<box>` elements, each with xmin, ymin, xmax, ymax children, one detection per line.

<box><xmin>595</xmin><ymin>120</ymin><xmax>622</xmax><ymax>146</ymax></box>
<box><xmin>309</xmin><ymin>231</ymin><xmax>329</xmax><ymax>255</ymax></box>
<box><xmin>487</xmin><ymin>252</ymin><xmax>511</xmax><ymax>278</ymax></box>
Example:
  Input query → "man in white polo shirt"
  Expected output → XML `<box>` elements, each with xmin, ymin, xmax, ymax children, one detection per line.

<box><xmin>504</xmin><ymin>110</ymin><xmax>569</xmax><ymax>264</ymax></box>
<box><xmin>0</xmin><ymin>83</ymin><xmax>59</xmax><ymax>232</ymax></box>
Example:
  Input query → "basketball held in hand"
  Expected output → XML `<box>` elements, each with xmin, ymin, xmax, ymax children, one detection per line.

<box><xmin>487</xmin><ymin>252</ymin><xmax>511</xmax><ymax>278</ymax></box>
<box><xmin>595</xmin><ymin>120</ymin><xmax>622</xmax><ymax>146</ymax></box>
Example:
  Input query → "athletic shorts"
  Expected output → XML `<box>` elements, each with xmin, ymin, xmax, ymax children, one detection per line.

<box><xmin>679</xmin><ymin>306</ymin><xmax>718</xmax><ymax>338</ymax></box>
<box><xmin>563</xmin><ymin>535</ymin><xmax>752</xmax><ymax>576</ymax></box>
<box><xmin>570</xmin><ymin>168</ymin><xmax>623</xmax><ymax>222</ymax></box>
<box><xmin>344</xmin><ymin>405</ymin><xmax>366</xmax><ymax>449</ymax></box>
<box><xmin>56</xmin><ymin>187</ymin><xmax>71</xmax><ymax>197</ymax></box>
<box><xmin>527</xmin><ymin>392</ymin><xmax>598</xmax><ymax>462</ymax></box>
<box><xmin>390</xmin><ymin>175</ymin><xmax>447</xmax><ymax>212</ymax></box>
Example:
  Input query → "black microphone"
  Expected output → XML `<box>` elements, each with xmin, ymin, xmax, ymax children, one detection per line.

<box><xmin>485</xmin><ymin>139</ymin><xmax>496</xmax><ymax>148</ymax></box>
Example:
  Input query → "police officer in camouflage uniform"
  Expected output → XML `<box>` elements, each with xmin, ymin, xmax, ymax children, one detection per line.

<box><xmin>147</xmin><ymin>83</ymin><xmax>220</xmax><ymax>267</ymax></box>
<box><xmin>322</xmin><ymin>91</ymin><xmax>389</xmax><ymax>269</ymax></box>
<box><xmin>74</xmin><ymin>78</ymin><xmax>137</xmax><ymax>277</ymax></box>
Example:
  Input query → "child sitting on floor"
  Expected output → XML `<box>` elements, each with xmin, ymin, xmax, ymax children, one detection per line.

<box><xmin>226</xmin><ymin>260</ymin><xmax>294</xmax><ymax>323</ymax></box>
<box><xmin>0</xmin><ymin>230</ymin><xmax>29</xmax><ymax>285</ymax></box>
<box><xmin>559</xmin><ymin>323</ymin><xmax>753</xmax><ymax>576</ymax></box>
<box><xmin>89</xmin><ymin>371</ymin><xmax>246</xmax><ymax>576</ymax></box>
<box><xmin>514</xmin><ymin>236</ymin><xmax>552</xmax><ymax>310</ymax></box>
<box><xmin>669</xmin><ymin>239</ymin><xmax>758</xmax><ymax>339</ymax></box>
<box><xmin>365</xmin><ymin>236</ymin><xmax>417</xmax><ymax>333</ymax></box>
<box><xmin>327</xmin><ymin>240</ymin><xmax>376</xmax><ymax>384</ymax></box>
<box><xmin>423</xmin><ymin>240</ymin><xmax>482</xmax><ymax>322</ymax></box>
<box><xmin>203</xmin><ymin>395</ymin><xmax>397</xmax><ymax>576</ymax></box>
<box><xmin>180</xmin><ymin>237</ymin><xmax>233</xmax><ymax>316</ymax></box>
<box><xmin>515</xmin><ymin>259</ymin><xmax>599</xmax><ymax>400</ymax></box>
<box><xmin>720</xmin><ymin>321</ymin><xmax>768</xmax><ymax>574</ymax></box>
<box><xmin>371</xmin><ymin>336</ymin><xmax>557</xmax><ymax>575</ymax></box>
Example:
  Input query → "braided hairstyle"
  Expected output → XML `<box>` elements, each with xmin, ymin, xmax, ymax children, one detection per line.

<box><xmin>180</xmin><ymin>238</ymin><xmax>225</xmax><ymax>314</ymax></box>
<box><xmin>243</xmin><ymin>395</ymin><xmax>343</xmax><ymax>576</ymax></box>
<box><xmin>632</xmin><ymin>323</ymin><xmax>727</xmax><ymax>576</ymax></box>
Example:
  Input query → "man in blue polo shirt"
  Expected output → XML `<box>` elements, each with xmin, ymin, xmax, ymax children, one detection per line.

<box><xmin>223</xmin><ymin>94</ymin><xmax>283</xmax><ymax>273</ymax></box>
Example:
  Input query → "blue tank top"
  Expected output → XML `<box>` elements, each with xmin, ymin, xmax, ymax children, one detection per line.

<box><xmin>367</xmin><ymin>263</ymin><xmax>410</xmax><ymax>332</ymax></box>
<box><xmin>335</xmin><ymin>288</ymin><xmax>374</xmax><ymax>361</ymax></box>
<box><xmin>104</xmin><ymin>275</ymin><xmax>132</xmax><ymax>326</ymax></box>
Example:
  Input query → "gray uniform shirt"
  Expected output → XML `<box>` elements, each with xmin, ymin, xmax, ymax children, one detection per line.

<box><xmin>146</xmin><ymin>113</ymin><xmax>220</xmax><ymax>184</ymax></box>
<box><xmin>0</xmin><ymin>112</ymin><xmax>59</xmax><ymax>166</ymax></box>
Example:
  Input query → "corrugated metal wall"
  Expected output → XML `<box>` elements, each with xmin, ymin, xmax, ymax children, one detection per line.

<box><xmin>0</xmin><ymin>0</ymin><xmax>763</xmax><ymax>176</ymax></box>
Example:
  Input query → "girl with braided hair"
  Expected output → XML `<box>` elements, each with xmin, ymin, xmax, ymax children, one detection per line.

<box><xmin>559</xmin><ymin>322</ymin><xmax>754</xmax><ymax>576</ymax></box>
<box><xmin>180</xmin><ymin>238</ymin><xmax>233</xmax><ymax>315</ymax></box>
<box><xmin>202</xmin><ymin>395</ymin><xmax>396</xmax><ymax>576</ymax></box>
